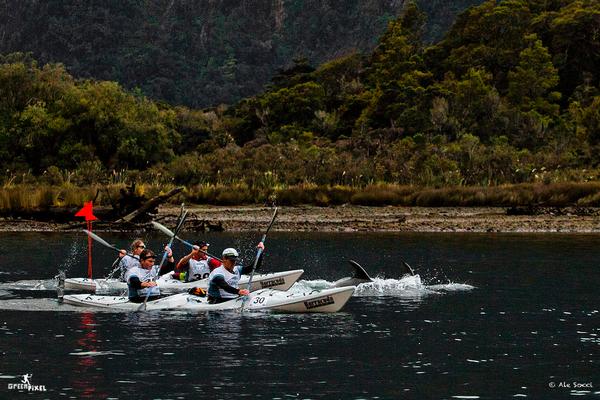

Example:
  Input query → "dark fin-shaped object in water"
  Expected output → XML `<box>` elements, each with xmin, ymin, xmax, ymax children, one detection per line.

<box><xmin>348</xmin><ymin>260</ymin><xmax>373</xmax><ymax>282</ymax></box>
<box><xmin>401</xmin><ymin>260</ymin><xmax>415</xmax><ymax>276</ymax></box>
<box><xmin>331</xmin><ymin>260</ymin><xmax>373</xmax><ymax>288</ymax></box>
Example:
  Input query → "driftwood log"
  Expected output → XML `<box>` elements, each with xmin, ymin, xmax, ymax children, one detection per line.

<box><xmin>118</xmin><ymin>187</ymin><xmax>183</xmax><ymax>223</ymax></box>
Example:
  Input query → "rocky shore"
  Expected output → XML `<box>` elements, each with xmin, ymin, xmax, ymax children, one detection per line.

<box><xmin>0</xmin><ymin>205</ymin><xmax>599</xmax><ymax>233</ymax></box>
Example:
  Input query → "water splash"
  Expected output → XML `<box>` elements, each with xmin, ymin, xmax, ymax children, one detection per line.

<box><xmin>57</xmin><ymin>240</ymin><xmax>86</xmax><ymax>274</ymax></box>
<box><xmin>296</xmin><ymin>274</ymin><xmax>474</xmax><ymax>297</ymax></box>
<box><xmin>428</xmin><ymin>283</ymin><xmax>476</xmax><ymax>292</ymax></box>
<box><xmin>354</xmin><ymin>275</ymin><xmax>426</xmax><ymax>296</ymax></box>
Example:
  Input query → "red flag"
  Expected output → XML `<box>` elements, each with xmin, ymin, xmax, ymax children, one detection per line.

<box><xmin>75</xmin><ymin>201</ymin><xmax>98</xmax><ymax>221</ymax></box>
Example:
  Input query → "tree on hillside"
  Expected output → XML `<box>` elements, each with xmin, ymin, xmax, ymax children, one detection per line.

<box><xmin>545</xmin><ymin>0</ymin><xmax>600</xmax><ymax>99</ymax></box>
<box><xmin>357</xmin><ymin>2</ymin><xmax>432</xmax><ymax>133</ymax></box>
<box><xmin>0</xmin><ymin>57</ymin><xmax>180</xmax><ymax>172</ymax></box>
<box><xmin>508</xmin><ymin>34</ymin><xmax>561</xmax><ymax>114</ymax></box>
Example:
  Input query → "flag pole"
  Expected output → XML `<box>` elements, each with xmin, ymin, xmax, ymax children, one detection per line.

<box><xmin>87</xmin><ymin>220</ymin><xmax>93</xmax><ymax>279</ymax></box>
<box><xmin>75</xmin><ymin>201</ymin><xmax>98</xmax><ymax>280</ymax></box>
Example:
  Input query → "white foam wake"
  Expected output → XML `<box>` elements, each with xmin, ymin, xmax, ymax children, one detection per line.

<box><xmin>296</xmin><ymin>274</ymin><xmax>475</xmax><ymax>297</ymax></box>
<box><xmin>427</xmin><ymin>283</ymin><xmax>476</xmax><ymax>292</ymax></box>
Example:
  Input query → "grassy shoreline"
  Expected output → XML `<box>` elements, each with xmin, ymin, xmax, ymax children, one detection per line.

<box><xmin>1</xmin><ymin>182</ymin><xmax>600</xmax><ymax>233</ymax></box>
<box><xmin>2</xmin><ymin>182</ymin><xmax>600</xmax><ymax>213</ymax></box>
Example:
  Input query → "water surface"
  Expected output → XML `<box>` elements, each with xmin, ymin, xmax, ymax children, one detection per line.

<box><xmin>0</xmin><ymin>232</ymin><xmax>598</xmax><ymax>399</ymax></box>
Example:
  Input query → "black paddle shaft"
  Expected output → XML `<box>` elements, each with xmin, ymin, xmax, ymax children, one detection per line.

<box><xmin>246</xmin><ymin>207</ymin><xmax>278</xmax><ymax>290</ymax></box>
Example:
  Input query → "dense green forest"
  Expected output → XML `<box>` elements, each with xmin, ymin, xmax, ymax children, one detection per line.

<box><xmin>1</xmin><ymin>0</ymin><xmax>600</xmax><ymax>209</ymax></box>
<box><xmin>0</xmin><ymin>0</ymin><xmax>482</xmax><ymax>108</ymax></box>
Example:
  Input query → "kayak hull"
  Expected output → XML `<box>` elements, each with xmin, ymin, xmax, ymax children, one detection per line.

<box><xmin>62</xmin><ymin>293</ymin><xmax>190</xmax><ymax>311</ymax></box>
<box><xmin>182</xmin><ymin>286</ymin><xmax>356</xmax><ymax>313</ymax></box>
<box><xmin>63</xmin><ymin>277</ymin><xmax>97</xmax><ymax>291</ymax></box>
<box><xmin>64</xmin><ymin>269</ymin><xmax>304</xmax><ymax>293</ymax></box>
<box><xmin>61</xmin><ymin>286</ymin><xmax>355</xmax><ymax>313</ymax></box>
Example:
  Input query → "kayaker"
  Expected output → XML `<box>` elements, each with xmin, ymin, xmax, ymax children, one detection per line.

<box><xmin>207</xmin><ymin>243</ymin><xmax>265</xmax><ymax>304</ymax></box>
<box><xmin>117</xmin><ymin>239</ymin><xmax>145</xmax><ymax>280</ymax></box>
<box><xmin>173</xmin><ymin>241</ymin><xmax>222</xmax><ymax>282</ymax></box>
<box><xmin>125</xmin><ymin>248</ymin><xmax>176</xmax><ymax>303</ymax></box>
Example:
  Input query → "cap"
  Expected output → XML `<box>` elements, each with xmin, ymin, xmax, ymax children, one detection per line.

<box><xmin>222</xmin><ymin>248</ymin><xmax>239</xmax><ymax>259</ymax></box>
<box><xmin>194</xmin><ymin>241</ymin><xmax>209</xmax><ymax>247</ymax></box>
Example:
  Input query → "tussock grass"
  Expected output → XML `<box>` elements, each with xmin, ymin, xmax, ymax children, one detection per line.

<box><xmin>184</xmin><ymin>183</ymin><xmax>263</xmax><ymax>205</ymax></box>
<box><xmin>530</xmin><ymin>182</ymin><xmax>600</xmax><ymax>206</ymax></box>
<box><xmin>0</xmin><ymin>184</ymin><xmax>118</xmax><ymax>211</ymax></box>
<box><xmin>2</xmin><ymin>182</ymin><xmax>600</xmax><ymax>212</ymax></box>
<box><xmin>408</xmin><ymin>183</ymin><xmax>600</xmax><ymax>207</ymax></box>
<box><xmin>275</xmin><ymin>183</ymin><xmax>353</xmax><ymax>206</ymax></box>
<box><xmin>349</xmin><ymin>184</ymin><xmax>414</xmax><ymax>206</ymax></box>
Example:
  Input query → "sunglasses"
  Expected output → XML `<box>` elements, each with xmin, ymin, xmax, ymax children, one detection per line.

<box><xmin>137</xmin><ymin>245</ymin><xmax>146</xmax><ymax>249</ymax></box>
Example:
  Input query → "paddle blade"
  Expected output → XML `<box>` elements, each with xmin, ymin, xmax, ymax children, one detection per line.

<box><xmin>401</xmin><ymin>260</ymin><xmax>416</xmax><ymax>276</ymax></box>
<box><xmin>151</xmin><ymin>221</ymin><xmax>175</xmax><ymax>237</ymax></box>
<box><xmin>83</xmin><ymin>229</ymin><xmax>116</xmax><ymax>251</ymax></box>
<box><xmin>347</xmin><ymin>260</ymin><xmax>373</xmax><ymax>282</ymax></box>
<box><xmin>264</xmin><ymin>207</ymin><xmax>278</xmax><ymax>237</ymax></box>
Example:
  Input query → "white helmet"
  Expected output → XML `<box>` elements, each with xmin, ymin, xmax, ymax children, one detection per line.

<box><xmin>222</xmin><ymin>248</ymin><xmax>239</xmax><ymax>259</ymax></box>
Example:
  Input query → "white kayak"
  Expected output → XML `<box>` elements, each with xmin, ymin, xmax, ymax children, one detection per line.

<box><xmin>64</xmin><ymin>269</ymin><xmax>304</xmax><ymax>293</ymax></box>
<box><xmin>181</xmin><ymin>286</ymin><xmax>356</xmax><ymax>313</ymax></box>
<box><xmin>62</xmin><ymin>292</ymin><xmax>191</xmax><ymax>310</ymax></box>
<box><xmin>61</xmin><ymin>286</ymin><xmax>356</xmax><ymax>313</ymax></box>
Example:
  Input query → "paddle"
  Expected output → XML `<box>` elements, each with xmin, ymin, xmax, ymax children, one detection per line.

<box><xmin>241</xmin><ymin>207</ymin><xmax>278</xmax><ymax>310</ymax></box>
<box><xmin>401</xmin><ymin>260</ymin><xmax>416</xmax><ymax>276</ymax></box>
<box><xmin>151</xmin><ymin>221</ymin><xmax>223</xmax><ymax>262</ymax></box>
<box><xmin>83</xmin><ymin>230</ymin><xmax>137</xmax><ymax>259</ymax></box>
<box><xmin>105</xmin><ymin>257</ymin><xmax>123</xmax><ymax>280</ymax></box>
<box><xmin>139</xmin><ymin>207</ymin><xmax>188</xmax><ymax>311</ymax></box>
<box><xmin>83</xmin><ymin>229</ymin><xmax>121</xmax><ymax>253</ymax></box>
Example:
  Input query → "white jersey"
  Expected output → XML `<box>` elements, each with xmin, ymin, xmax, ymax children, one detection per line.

<box><xmin>207</xmin><ymin>265</ymin><xmax>243</xmax><ymax>299</ymax></box>
<box><xmin>125</xmin><ymin>265</ymin><xmax>160</xmax><ymax>298</ymax></box>
<box><xmin>119</xmin><ymin>255</ymin><xmax>141</xmax><ymax>281</ymax></box>
<box><xmin>187</xmin><ymin>258</ymin><xmax>211</xmax><ymax>281</ymax></box>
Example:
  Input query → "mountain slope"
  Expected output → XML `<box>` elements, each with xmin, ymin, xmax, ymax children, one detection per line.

<box><xmin>0</xmin><ymin>0</ymin><xmax>481</xmax><ymax>107</ymax></box>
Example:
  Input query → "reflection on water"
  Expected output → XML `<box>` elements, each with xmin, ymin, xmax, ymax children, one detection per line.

<box><xmin>70</xmin><ymin>312</ymin><xmax>109</xmax><ymax>399</ymax></box>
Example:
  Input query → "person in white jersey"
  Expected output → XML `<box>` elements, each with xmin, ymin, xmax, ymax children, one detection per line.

<box><xmin>207</xmin><ymin>242</ymin><xmax>265</xmax><ymax>304</ymax></box>
<box><xmin>125</xmin><ymin>248</ymin><xmax>176</xmax><ymax>303</ymax></box>
<box><xmin>117</xmin><ymin>239</ymin><xmax>145</xmax><ymax>280</ymax></box>
<box><xmin>173</xmin><ymin>241</ymin><xmax>222</xmax><ymax>282</ymax></box>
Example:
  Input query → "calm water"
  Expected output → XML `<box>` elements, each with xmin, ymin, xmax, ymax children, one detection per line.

<box><xmin>0</xmin><ymin>231</ymin><xmax>598</xmax><ymax>399</ymax></box>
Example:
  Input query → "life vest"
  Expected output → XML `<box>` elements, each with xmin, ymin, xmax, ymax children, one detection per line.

<box><xmin>207</xmin><ymin>265</ymin><xmax>243</xmax><ymax>299</ymax></box>
<box><xmin>187</xmin><ymin>258</ymin><xmax>211</xmax><ymax>281</ymax></box>
<box><xmin>125</xmin><ymin>265</ymin><xmax>160</xmax><ymax>299</ymax></box>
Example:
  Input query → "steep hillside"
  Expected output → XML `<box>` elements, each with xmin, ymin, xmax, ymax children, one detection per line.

<box><xmin>0</xmin><ymin>0</ymin><xmax>481</xmax><ymax>108</ymax></box>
